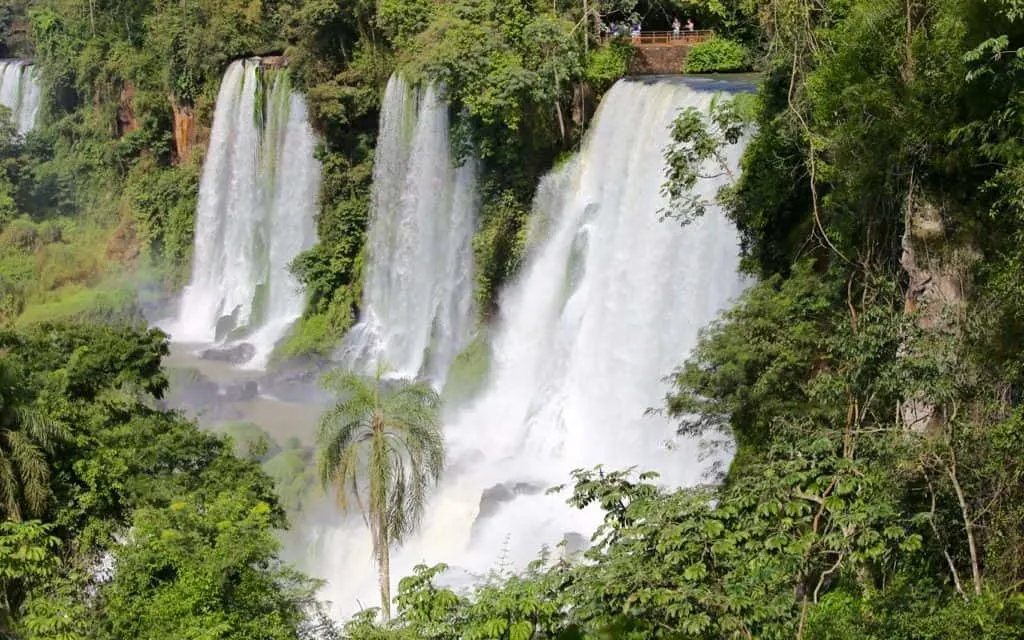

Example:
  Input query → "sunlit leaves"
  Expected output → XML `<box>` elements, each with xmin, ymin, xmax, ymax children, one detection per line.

<box><xmin>660</xmin><ymin>92</ymin><xmax>754</xmax><ymax>226</ymax></box>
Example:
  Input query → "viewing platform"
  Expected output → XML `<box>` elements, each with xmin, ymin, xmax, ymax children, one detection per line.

<box><xmin>603</xmin><ymin>30</ymin><xmax>715</xmax><ymax>75</ymax></box>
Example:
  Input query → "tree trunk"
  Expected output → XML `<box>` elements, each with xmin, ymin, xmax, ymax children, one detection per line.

<box><xmin>379</xmin><ymin>528</ymin><xmax>391</xmax><ymax>620</ymax></box>
<box><xmin>945</xmin><ymin>447</ymin><xmax>982</xmax><ymax>595</ymax></box>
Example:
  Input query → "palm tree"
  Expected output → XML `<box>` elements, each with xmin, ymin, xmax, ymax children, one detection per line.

<box><xmin>0</xmin><ymin>358</ymin><xmax>66</xmax><ymax>521</ymax></box>
<box><xmin>316</xmin><ymin>369</ymin><xmax>444</xmax><ymax>620</ymax></box>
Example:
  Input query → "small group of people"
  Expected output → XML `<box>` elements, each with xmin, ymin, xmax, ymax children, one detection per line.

<box><xmin>672</xmin><ymin>16</ymin><xmax>696</xmax><ymax>37</ymax></box>
<box><xmin>600</xmin><ymin>17</ymin><xmax>695</xmax><ymax>41</ymax></box>
<box><xmin>603</xmin><ymin>20</ymin><xmax>639</xmax><ymax>39</ymax></box>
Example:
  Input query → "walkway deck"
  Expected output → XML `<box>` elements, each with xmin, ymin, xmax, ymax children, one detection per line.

<box><xmin>610</xmin><ymin>30</ymin><xmax>715</xmax><ymax>75</ymax></box>
<box><xmin>603</xmin><ymin>30</ymin><xmax>715</xmax><ymax>47</ymax></box>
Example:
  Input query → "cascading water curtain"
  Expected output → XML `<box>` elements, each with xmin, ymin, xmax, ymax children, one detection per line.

<box><xmin>312</xmin><ymin>77</ymin><xmax>750</xmax><ymax>617</ymax></box>
<box><xmin>339</xmin><ymin>74</ymin><xmax>478</xmax><ymax>385</ymax></box>
<box><xmin>174</xmin><ymin>58</ymin><xmax>319</xmax><ymax>367</ymax></box>
<box><xmin>0</xmin><ymin>60</ymin><xmax>41</xmax><ymax>134</ymax></box>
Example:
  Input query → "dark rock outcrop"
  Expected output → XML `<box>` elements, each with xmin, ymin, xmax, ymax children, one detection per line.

<box><xmin>257</xmin><ymin>358</ymin><xmax>331</xmax><ymax>404</ymax></box>
<box><xmin>200</xmin><ymin>342</ymin><xmax>256</xmax><ymax>365</ymax></box>
<box><xmin>561</xmin><ymin>532</ymin><xmax>589</xmax><ymax>556</ymax></box>
<box><xmin>476</xmin><ymin>482</ymin><xmax>544</xmax><ymax>522</ymax></box>
<box><xmin>220</xmin><ymin>379</ymin><xmax>260</xmax><ymax>402</ymax></box>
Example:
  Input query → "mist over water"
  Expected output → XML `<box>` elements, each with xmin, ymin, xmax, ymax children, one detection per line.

<box><xmin>339</xmin><ymin>75</ymin><xmax>478</xmax><ymax>384</ymax></box>
<box><xmin>172</xmin><ymin>59</ymin><xmax>319</xmax><ymax>368</ymax></box>
<box><xmin>0</xmin><ymin>59</ymin><xmax>41</xmax><ymax>135</ymax></box>
<box><xmin>306</xmin><ymin>77</ymin><xmax>748</xmax><ymax>617</ymax></box>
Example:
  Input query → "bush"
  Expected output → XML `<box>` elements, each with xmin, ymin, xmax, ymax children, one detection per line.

<box><xmin>272</xmin><ymin>305</ymin><xmax>353</xmax><ymax>361</ymax></box>
<box><xmin>684</xmin><ymin>38</ymin><xmax>751</xmax><ymax>73</ymax></box>
<box><xmin>585</xmin><ymin>39</ymin><xmax>635</xmax><ymax>93</ymax></box>
<box><xmin>218</xmin><ymin>421</ymin><xmax>279</xmax><ymax>461</ymax></box>
<box><xmin>16</xmin><ymin>284</ymin><xmax>145</xmax><ymax>327</ymax></box>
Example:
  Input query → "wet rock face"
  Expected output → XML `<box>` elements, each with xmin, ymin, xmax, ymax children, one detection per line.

<box><xmin>561</xmin><ymin>532</ymin><xmax>589</xmax><ymax>556</ymax></box>
<box><xmin>171</xmin><ymin>98</ymin><xmax>197</xmax><ymax>163</ymax></box>
<box><xmin>117</xmin><ymin>83</ymin><xmax>138</xmax><ymax>136</ymax></box>
<box><xmin>258</xmin><ymin>358</ymin><xmax>331</xmax><ymax>404</ymax></box>
<box><xmin>259</xmin><ymin>55</ymin><xmax>288</xmax><ymax>69</ymax></box>
<box><xmin>476</xmin><ymin>482</ymin><xmax>545</xmax><ymax>522</ymax></box>
<box><xmin>200</xmin><ymin>342</ymin><xmax>256</xmax><ymax>364</ymax></box>
<box><xmin>221</xmin><ymin>380</ymin><xmax>259</xmax><ymax>402</ymax></box>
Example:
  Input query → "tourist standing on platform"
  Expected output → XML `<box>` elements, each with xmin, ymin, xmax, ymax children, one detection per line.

<box><xmin>672</xmin><ymin>17</ymin><xmax>681</xmax><ymax>38</ymax></box>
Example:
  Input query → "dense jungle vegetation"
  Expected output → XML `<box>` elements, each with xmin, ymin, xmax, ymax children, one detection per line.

<box><xmin>3</xmin><ymin>0</ymin><xmax>1024</xmax><ymax>638</ymax></box>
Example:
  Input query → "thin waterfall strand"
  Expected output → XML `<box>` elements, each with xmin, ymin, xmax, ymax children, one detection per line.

<box><xmin>339</xmin><ymin>74</ymin><xmax>477</xmax><ymax>384</ymax></box>
<box><xmin>0</xmin><ymin>60</ymin><xmax>41</xmax><ymax>134</ymax></box>
<box><xmin>309</xmin><ymin>78</ymin><xmax>749</xmax><ymax>617</ymax></box>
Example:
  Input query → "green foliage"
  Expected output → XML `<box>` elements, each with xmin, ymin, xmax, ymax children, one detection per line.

<box><xmin>102</xmin><ymin>492</ymin><xmax>317</xmax><ymax>640</ymax></box>
<box><xmin>317</xmin><ymin>370</ymin><xmax>444</xmax><ymax>618</ymax></box>
<box><xmin>0</xmin><ymin>520</ymin><xmax>60</xmax><ymax>629</ymax></box>
<box><xmin>584</xmin><ymin>39</ymin><xmax>635</xmax><ymax>94</ymax></box>
<box><xmin>666</xmin><ymin>261</ymin><xmax>837</xmax><ymax>448</ymax></box>
<box><xmin>473</xmin><ymin>190</ymin><xmax>530</xmax><ymax>316</ymax></box>
<box><xmin>442</xmin><ymin>332</ymin><xmax>491</xmax><ymax>404</ymax></box>
<box><xmin>123</xmin><ymin>157</ymin><xmax>201</xmax><ymax>287</ymax></box>
<box><xmin>15</xmin><ymin>282</ymin><xmax>146</xmax><ymax>328</ymax></box>
<box><xmin>262</xmin><ymin>447</ymin><xmax>317</xmax><ymax>514</ymax></box>
<box><xmin>684</xmin><ymin>37</ymin><xmax>751</xmax><ymax>73</ymax></box>
<box><xmin>0</xmin><ymin>359</ymin><xmax>67</xmax><ymax>520</ymax></box>
<box><xmin>660</xmin><ymin>91</ymin><xmax>753</xmax><ymax>225</ymax></box>
<box><xmin>275</xmin><ymin>275</ymin><xmax>358</xmax><ymax>360</ymax></box>
<box><xmin>0</xmin><ymin>323</ymin><xmax>331</xmax><ymax>635</ymax></box>
<box><xmin>807</xmin><ymin>582</ymin><xmax>1024</xmax><ymax>639</ymax></box>
<box><xmin>218</xmin><ymin>420</ymin><xmax>277</xmax><ymax>460</ymax></box>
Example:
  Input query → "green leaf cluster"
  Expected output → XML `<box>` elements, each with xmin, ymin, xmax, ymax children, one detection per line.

<box><xmin>684</xmin><ymin>37</ymin><xmax>751</xmax><ymax>73</ymax></box>
<box><xmin>0</xmin><ymin>323</ymin><xmax>333</xmax><ymax>637</ymax></box>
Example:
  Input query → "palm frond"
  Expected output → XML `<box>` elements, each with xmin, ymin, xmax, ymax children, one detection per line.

<box><xmin>317</xmin><ymin>415</ymin><xmax>368</xmax><ymax>487</ymax></box>
<box><xmin>315</xmin><ymin>368</ymin><xmax>446</xmax><ymax>614</ymax></box>
<box><xmin>5</xmin><ymin>428</ymin><xmax>50</xmax><ymax>516</ymax></box>
<box><xmin>0</xmin><ymin>451</ymin><xmax>22</xmax><ymax>520</ymax></box>
<box><xmin>15</xmin><ymin>405</ymin><xmax>68</xmax><ymax>451</ymax></box>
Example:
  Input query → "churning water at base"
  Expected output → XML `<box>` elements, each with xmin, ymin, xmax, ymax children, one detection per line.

<box><xmin>173</xmin><ymin>59</ymin><xmax>319</xmax><ymax>368</ymax></box>
<box><xmin>0</xmin><ymin>60</ymin><xmax>41</xmax><ymax>134</ymax></box>
<box><xmin>308</xmin><ymin>77</ymin><xmax>748</xmax><ymax>617</ymax></box>
<box><xmin>339</xmin><ymin>74</ymin><xmax>477</xmax><ymax>384</ymax></box>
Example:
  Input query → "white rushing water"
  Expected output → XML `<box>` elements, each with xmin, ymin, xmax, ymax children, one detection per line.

<box><xmin>174</xmin><ymin>59</ymin><xmax>320</xmax><ymax>368</ymax></box>
<box><xmin>309</xmin><ymin>77</ymin><xmax>749</xmax><ymax>617</ymax></box>
<box><xmin>339</xmin><ymin>74</ymin><xmax>477</xmax><ymax>384</ymax></box>
<box><xmin>0</xmin><ymin>59</ymin><xmax>41</xmax><ymax>135</ymax></box>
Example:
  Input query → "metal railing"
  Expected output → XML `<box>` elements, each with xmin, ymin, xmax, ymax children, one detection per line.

<box><xmin>601</xmin><ymin>29</ymin><xmax>715</xmax><ymax>46</ymax></box>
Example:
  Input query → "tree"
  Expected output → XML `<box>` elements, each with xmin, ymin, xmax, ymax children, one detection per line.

<box><xmin>102</xmin><ymin>491</ymin><xmax>319</xmax><ymax>640</ymax></box>
<box><xmin>0</xmin><ymin>358</ymin><xmax>66</xmax><ymax>521</ymax></box>
<box><xmin>0</xmin><ymin>520</ymin><xmax>60</xmax><ymax>634</ymax></box>
<box><xmin>317</xmin><ymin>370</ymin><xmax>444</xmax><ymax>620</ymax></box>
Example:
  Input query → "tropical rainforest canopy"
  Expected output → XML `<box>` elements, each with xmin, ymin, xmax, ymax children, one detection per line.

<box><xmin>2</xmin><ymin>0</ymin><xmax>1024</xmax><ymax>638</ymax></box>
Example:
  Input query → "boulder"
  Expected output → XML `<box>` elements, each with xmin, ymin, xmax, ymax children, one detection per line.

<box><xmin>561</xmin><ymin>532</ymin><xmax>589</xmax><ymax>556</ymax></box>
<box><xmin>200</xmin><ymin>342</ymin><xmax>256</xmax><ymax>364</ymax></box>
<box><xmin>220</xmin><ymin>379</ymin><xmax>259</xmax><ymax>402</ymax></box>
<box><xmin>257</xmin><ymin>358</ymin><xmax>330</xmax><ymax>404</ymax></box>
<box><xmin>476</xmin><ymin>481</ymin><xmax>544</xmax><ymax>522</ymax></box>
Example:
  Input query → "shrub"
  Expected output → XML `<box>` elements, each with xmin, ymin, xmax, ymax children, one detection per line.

<box><xmin>585</xmin><ymin>39</ymin><xmax>635</xmax><ymax>93</ymax></box>
<box><xmin>684</xmin><ymin>38</ymin><xmax>751</xmax><ymax>73</ymax></box>
<box><xmin>272</xmin><ymin>305</ymin><xmax>352</xmax><ymax>361</ymax></box>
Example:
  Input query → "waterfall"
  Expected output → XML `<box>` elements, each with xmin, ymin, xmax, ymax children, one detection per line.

<box><xmin>0</xmin><ymin>59</ymin><xmax>41</xmax><ymax>135</ymax></box>
<box><xmin>174</xmin><ymin>59</ymin><xmax>320</xmax><ymax>368</ymax></box>
<box><xmin>339</xmin><ymin>74</ymin><xmax>477</xmax><ymax>384</ymax></box>
<box><xmin>310</xmin><ymin>77</ymin><xmax>749</xmax><ymax>617</ymax></box>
